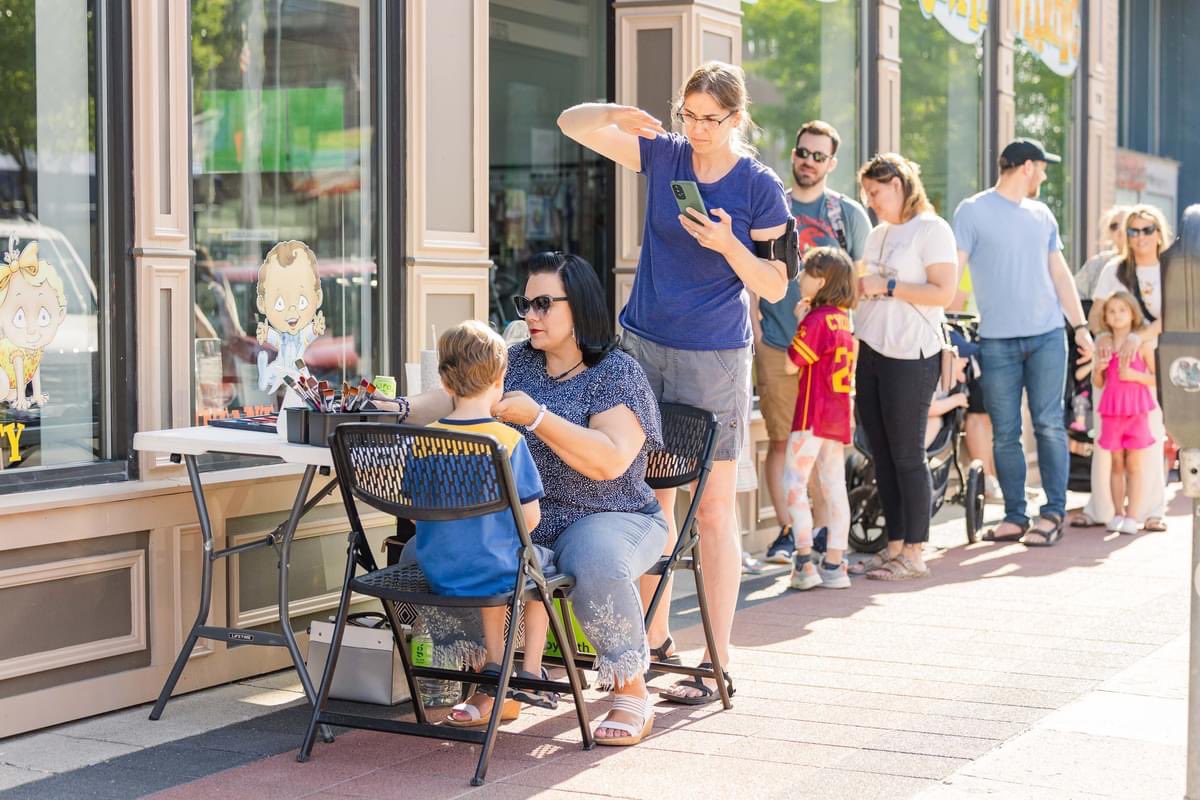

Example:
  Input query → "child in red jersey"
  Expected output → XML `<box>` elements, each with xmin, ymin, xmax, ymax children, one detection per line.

<box><xmin>784</xmin><ymin>247</ymin><xmax>858</xmax><ymax>590</ymax></box>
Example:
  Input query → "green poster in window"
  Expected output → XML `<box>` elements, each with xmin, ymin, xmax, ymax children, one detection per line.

<box><xmin>200</xmin><ymin>87</ymin><xmax>347</xmax><ymax>173</ymax></box>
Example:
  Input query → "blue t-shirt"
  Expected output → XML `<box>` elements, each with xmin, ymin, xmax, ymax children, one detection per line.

<box><xmin>412</xmin><ymin>419</ymin><xmax>544</xmax><ymax>597</ymax></box>
<box><xmin>619</xmin><ymin>133</ymin><xmax>791</xmax><ymax>351</ymax></box>
<box><xmin>759</xmin><ymin>192</ymin><xmax>872</xmax><ymax>350</ymax></box>
<box><xmin>952</xmin><ymin>188</ymin><xmax>1064</xmax><ymax>339</ymax></box>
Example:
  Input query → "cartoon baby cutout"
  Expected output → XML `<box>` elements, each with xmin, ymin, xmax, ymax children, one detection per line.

<box><xmin>0</xmin><ymin>242</ymin><xmax>67</xmax><ymax>410</ymax></box>
<box><xmin>255</xmin><ymin>240</ymin><xmax>325</xmax><ymax>394</ymax></box>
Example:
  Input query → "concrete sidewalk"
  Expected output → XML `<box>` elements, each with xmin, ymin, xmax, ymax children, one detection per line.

<box><xmin>0</xmin><ymin>491</ymin><xmax>1191</xmax><ymax>799</ymax></box>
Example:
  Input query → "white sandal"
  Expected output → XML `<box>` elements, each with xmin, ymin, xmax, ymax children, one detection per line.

<box><xmin>443</xmin><ymin>694</ymin><xmax>521</xmax><ymax>729</ymax></box>
<box><xmin>593</xmin><ymin>693</ymin><xmax>654</xmax><ymax>747</ymax></box>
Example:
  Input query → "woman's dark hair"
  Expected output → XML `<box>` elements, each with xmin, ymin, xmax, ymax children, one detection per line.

<box><xmin>526</xmin><ymin>251</ymin><xmax>618</xmax><ymax>366</ymax></box>
<box><xmin>804</xmin><ymin>246</ymin><xmax>857</xmax><ymax>309</ymax></box>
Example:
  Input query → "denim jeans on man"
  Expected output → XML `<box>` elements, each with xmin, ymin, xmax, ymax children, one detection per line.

<box><xmin>978</xmin><ymin>329</ymin><xmax>1069</xmax><ymax>525</ymax></box>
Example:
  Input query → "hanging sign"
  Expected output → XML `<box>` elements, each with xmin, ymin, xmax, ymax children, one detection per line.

<box><xmin>917</xmin><ymin>0</ymin><xmax>989</xmax><ymax>45</ymax></box>
<box><xmin>1013</xmin><ymin>0</ymin><xmax>1081</xmax><ymax>77</ymax></box>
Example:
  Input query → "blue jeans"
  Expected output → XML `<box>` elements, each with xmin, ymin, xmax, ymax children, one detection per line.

<box><xmin>978</xmin><ymin>329</ymin><xmax>1069</xmax><ymax>526</ymax></box>
<box><xmin>405</xmin><ymin>509</ymin><xmax>669</xmax><ymax>691</ymax></box>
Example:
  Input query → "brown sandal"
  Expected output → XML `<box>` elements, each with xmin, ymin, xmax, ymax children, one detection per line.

<box><xmin>865</xmin><ymin>555</ymin><xmax>930</xmax><ymax>581</ymax></box>
<box><xmin>849</xmin><ymin>551</ymin><xmax>893</xmax><ymax>575</ymax></box>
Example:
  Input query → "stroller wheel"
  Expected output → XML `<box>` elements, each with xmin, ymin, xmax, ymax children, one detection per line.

<box><xmin>964</xmin><ymin>460</ymin><xmax>986</xmax><ymax>544</ymax></box>
<box><xmin>848</xmin><ymin>485</ymin><xmax>888</xmax><ymax>554</ymax></box>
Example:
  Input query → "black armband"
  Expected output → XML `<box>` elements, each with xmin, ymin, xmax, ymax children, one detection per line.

<box><xmin>753</xmin><ymin>216</ymin><xmax>800</xmax><ymax>280</ymax></box>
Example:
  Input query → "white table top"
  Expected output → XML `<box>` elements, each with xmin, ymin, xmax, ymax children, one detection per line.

<box><xmin>133</xmin><ymin>425</ymin><xmax>334</xmax><ymax>467</ymax></box>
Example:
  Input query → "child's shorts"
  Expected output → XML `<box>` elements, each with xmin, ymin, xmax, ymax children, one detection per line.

<box><xmin>1099</xmin><ymin>414</ymin><xmax>1154</xmax><ymax>451</ymax></box>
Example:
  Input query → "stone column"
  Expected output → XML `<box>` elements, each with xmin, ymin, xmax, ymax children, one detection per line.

<box><xmin>404</xmin><ymin>0</ymin><xmax>491</xmax><ymax>370</ymax></box>
<box><xmin>876</xmin><ymin>0</ymin><xmax>902</xmax><ymax>153</ymax></box>
<box><xmin>995</xmin><ymin>0</ymin><xmax>1017</xmax><ymax>146</ymax></box>
<box><xmin>1085</xmin><ymin>0</ymin><xmax>1120</xmax><ymax>255</ymax></box>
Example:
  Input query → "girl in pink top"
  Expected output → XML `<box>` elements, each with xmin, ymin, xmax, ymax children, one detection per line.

<box><xmin>1092</xmin><ymin>291</ymin><xmax>1156</xmax><ymax>535</ymax></box>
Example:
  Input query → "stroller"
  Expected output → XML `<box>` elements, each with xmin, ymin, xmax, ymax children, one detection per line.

<box><xmin>845</xmin><ymin>313</ymin><xmax>987</xmax><ymax>554</ymax></box>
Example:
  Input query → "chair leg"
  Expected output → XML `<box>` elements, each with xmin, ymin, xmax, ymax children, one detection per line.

<box><xmin>472</xmin><ymin>595</ymin><xmax>523</xmax><ymax>787</ymax></box>
<box><xmin>557</xmin><ymin>597</ymin><xmax>589</xmax><ymax>690</ymax></box>
<box><xmin>690</xmin><ymin>537</ymin><xmax>732</xmax><ymax>710</ymax></box>
<box><xmin>379</xmin><ymin>597</ymin><xmax>428</xmax><ymax>726</ymax></box>
<box><xmin>298</xmin><ymin>549</ymin><xmax>358</xmax><ymax>761</ymax></box>
<box><xmin>545</xmin><ymin>593</ymin><xmax>594</xmax><ymax>751</ymax></box>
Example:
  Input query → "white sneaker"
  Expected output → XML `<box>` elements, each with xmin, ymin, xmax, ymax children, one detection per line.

<box><xmin>1107</xmin><ymin>516</ymin><xmax>1125</xmax><ymax>532</ymax></box>
<box><xmin>816</xmin><ymin>560</ymin><xmax>851</xmax><ymax>589</ymax></box>
<box><xmin>1119</xmin><ymin>517</ymin><xmax>1139</xmax><ymax>535</ymax></box>
<box><xmin>789</xmin><ymin>557</ymin><xmax>822</xmax><ymax>591</ymax></box>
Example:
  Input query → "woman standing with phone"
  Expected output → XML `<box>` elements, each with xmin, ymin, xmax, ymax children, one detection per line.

<box><xmin>558</xmin><ymin>61</ymin><xmax>790</xmax><ymax>704</ymax></box>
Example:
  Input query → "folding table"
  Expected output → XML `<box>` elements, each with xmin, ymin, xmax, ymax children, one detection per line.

<box><xmin>133</xmin><ymin>425</ymin><xmax>340</xmax><ymax>741</ymax></box>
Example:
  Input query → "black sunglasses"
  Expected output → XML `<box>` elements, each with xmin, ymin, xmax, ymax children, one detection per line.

<box><xmin>512</xmin><ymin>294</ymin><xmax>568</xmax><ymax>318</ymax></box>
<box><xmin>794</xmin><ymin>146</ymin><xmax>832</xmax><ymax>163</ymax></box>
<box><xmin>1127</xmin><ymin>223</ymin><xmax>1158</xmax><ymax>238</ymax></box>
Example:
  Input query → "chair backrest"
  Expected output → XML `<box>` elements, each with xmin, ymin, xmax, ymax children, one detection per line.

<box><xmin>330</xmin><ymin>423</ymin><xmax>520</xmax><ymax>523</ymax></box>
<box><xmin>646</xmin><ymin>403</ymin><xmax>719</xmax><ymax>490</ymax></box>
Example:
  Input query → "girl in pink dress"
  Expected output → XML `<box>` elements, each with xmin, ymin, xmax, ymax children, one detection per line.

<box><xmin>1092</xmin><ymin>291</ymin><xmax>1157</xmax><ymax>535</ymax></box>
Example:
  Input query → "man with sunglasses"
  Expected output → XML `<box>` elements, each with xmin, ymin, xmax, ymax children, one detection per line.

<box><xmin>757</xmin><ymin>120</ymin><xmax>871</xmax><ymax>564</ymax></box>
<box><xmin>952</xmin><ymin>138</ymin><xmax>1094</xmax><ymax>548</ymax></box>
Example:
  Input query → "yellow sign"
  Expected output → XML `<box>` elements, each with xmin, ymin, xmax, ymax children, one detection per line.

<box><xmin>918</xmin><ymin>0</ymin><xmax>989</xmax><ymax>44</ymax></box>
<box><xmin>1013</xmin><ymin>0</ymin><xmax>1081</xmax><ymax>77</ymax></box>
<box><xmin>1</xmin><ymin>421</ymin><xmax>25</xmax><ymax>465</ymax></box>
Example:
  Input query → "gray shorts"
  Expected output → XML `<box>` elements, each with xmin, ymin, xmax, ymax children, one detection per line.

<box><xmin>623</xmin><ymin>331</ymin><xmax>750</xmax><ymax>462</ymax></box>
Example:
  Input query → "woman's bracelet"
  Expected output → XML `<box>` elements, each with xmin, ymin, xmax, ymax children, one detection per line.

<box><xmin>395</xmin><ymin>396</ymin><xmax>411</xmax><ymax>424</ymax></box>
<box><xmin>526</xmin><ymin>403</ymin><xmax>548</xmax><ymax>432</ymax></box>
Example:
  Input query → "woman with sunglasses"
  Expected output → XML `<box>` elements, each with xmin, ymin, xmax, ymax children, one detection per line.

<box><xmin>1074</xmin><ymin>205</ymin><xmax>1129</xmax><ymax>302</ymax></box>
<box><xmin>1078</xmin><ymin>205</ymin><xmax>1175</xmax><ymax>533</ymax></box>
<box><xmin>388</xmin><ymin>252</ymin><xmax>670</xmax><ymax>746</ymax></box>
<box><xmin>557</xmin><ymin>61</ymin><xmax>790</xmax><ymax>705</ymax></box>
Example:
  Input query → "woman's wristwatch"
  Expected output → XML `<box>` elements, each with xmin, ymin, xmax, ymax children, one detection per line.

<box><xmin>886</xmin><ymin>278</ymin><xmax>897</xmax><ymax>298</ymax></box>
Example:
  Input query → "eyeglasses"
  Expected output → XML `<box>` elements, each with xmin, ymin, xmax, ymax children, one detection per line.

<box><xmin>793</xmin><ymin>147</ymin><xmax>832</xmax><ymax>163</ymax></box>
<box><xmin>675</xmin><ymin>109</ymin><xmax>735</xmax><ymax>130</ymax></box>
<box><xmin>512</xmin><ymin>294</ymin><xmax>568</xmax><ymax>318</ymax></box>
<box><xmin>1127</xmin><ymin>224</ymin><xmax>1158</xmax><ymax>238</ymax></box>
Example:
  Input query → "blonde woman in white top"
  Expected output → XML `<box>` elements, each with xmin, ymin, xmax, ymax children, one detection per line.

<box><xmin>849</xmin><ymin>154</ymin><xmax>958</xmax><ymax>580</ymax></box>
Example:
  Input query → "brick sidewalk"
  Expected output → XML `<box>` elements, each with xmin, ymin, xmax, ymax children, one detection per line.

<box><xmin>0</xmin><ymin>493</ymin><xmax>1191</xmax><ymax>799</ymax></box>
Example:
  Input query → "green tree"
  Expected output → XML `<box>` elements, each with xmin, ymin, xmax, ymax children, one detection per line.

<box><xmin>0</xmin><ymin>0</ymin><xmax>38</xmax><ymax>214</ymax></box>
<box><xmin>1014</xmin><ymin>46</ymin><xmax>1074</xmax><ymax>260</ymax></box>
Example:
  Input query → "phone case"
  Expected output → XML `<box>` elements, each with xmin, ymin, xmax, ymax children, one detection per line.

<box><xmin>670</xmin><ymin>181</ymin><xmax>708</xmax><ymax>218</ymax></box>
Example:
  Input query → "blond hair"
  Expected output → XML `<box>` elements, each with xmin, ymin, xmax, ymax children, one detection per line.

<box><xmin>1097</xmin><ymin>204</ymin><xmax>1129</xmax><ymax>249</ymax></box>
<box><xmin>672</xmin><ymin>61</ymin><xmax>760</xmax><ymax>158</ymax></box>
<box><xmin>438</xmin><ymin>320</ymin><xmax>507</xmax><ymax>399</ymax></box>
<box><xmin>857</xmin><ymin>153</ymin><xmax>934</xmax><ymax>222</ymax></box>
<box><xmin>257</xmin><ymin>240</ymin><xmax>320</xmax><ymax>297</ymax></box>
<box><xmin>0</xmin><ymin>242</ymin><xmax>67</xmax><ymax>308</ymax></box>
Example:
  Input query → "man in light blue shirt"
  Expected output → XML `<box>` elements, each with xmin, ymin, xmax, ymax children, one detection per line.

<box><xmin>953</xmin><ymin>139</ymin><xmax>1093</xmax><ymax>547</ymax></box>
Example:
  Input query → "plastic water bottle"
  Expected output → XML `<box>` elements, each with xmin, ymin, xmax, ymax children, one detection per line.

<box><xmin>409</xmin><ymin>621</ymin><xmax>459</xmax><ymax>707</ymax></box>
<box><xmin>1071</xmin><ymin>391</ymin><xmax>1092</xmax><ymax>433</ymax></box>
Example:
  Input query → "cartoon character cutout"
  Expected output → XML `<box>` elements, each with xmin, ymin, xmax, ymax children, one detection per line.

<box><xmin>255</xmin><ymin>240</ymin><xmax>325</xmax><ymax>394</ymax></box>
<box><xmin>0</xmin><ymin>242</ymin><xmax>67</xmax><ymax>410</ymax></box>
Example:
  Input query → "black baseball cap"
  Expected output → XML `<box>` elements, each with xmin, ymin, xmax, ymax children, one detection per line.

<box><xmin>999</xmin><ymin>138</ymin><xmax>1061</xmax><ymax>168</ymax></box>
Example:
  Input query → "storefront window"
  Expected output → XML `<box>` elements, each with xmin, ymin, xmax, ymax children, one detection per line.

<box><xmin>899</xmin><ymin>0</ymin><xmax>985</xmax><ymax>219</ymax></box>
<box><xmin>488</xmin><ymin>1</ymin><xmax>611</xmax><ymax>331</ymax></box>
<box><xmin>191</xmin><ymin>0</ymin><xmax>378</xmax><ymax>425</ymax></box>
<box><xmin>0</xmin><ymin>1</ymin><xmax>101</xmax><ymax>476</ymax></box>
<box><xmin>743</xmin><ymin>0</ymin><xmax>862</xmax><ymax>196</ymax></box>
<box><xmin>1014</xmin><ymin>1</ymin><xmax>1080</xmax><ymax>262</ymax></box>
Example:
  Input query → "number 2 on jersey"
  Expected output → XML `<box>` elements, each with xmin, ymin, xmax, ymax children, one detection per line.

<box><xmin>831</xmin><ymin>347</ymin><xmax>853</xmax><ymax>394</ymax></box>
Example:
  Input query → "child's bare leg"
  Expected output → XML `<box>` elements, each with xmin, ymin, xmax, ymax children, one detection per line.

<box><xmin>521</xmin><ymin>602</ymin><xmax>549</xmax><ymax>675</ymax></box>
<box><xmin>1109</xmin><ymin>450</ymin><xmax>1127</xmax><ymax>517</ymax></box>
<box><xmin>1125</xmin><ymin>448</ymin><xmax>1146</xmax><ymax>523</ymax></box>
<box><xmin>816</xmin><ymin>438</ymin><xmax>849</xmax><ymax>565</ymax></box>
<box><xmin>449</xmin><ymin>607</ymin><xmax>506</xmax><ymax>721</ymax></box>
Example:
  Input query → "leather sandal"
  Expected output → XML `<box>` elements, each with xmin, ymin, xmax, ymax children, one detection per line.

<box><xmin>659</xmin><ymin>662</ymin><xmax>734</xmax><ymax>706</ymax></box>
<box><xmin>444</xmin><ymin>663</ymin><xmax>522</xmax><ymax>728</ymax></box>
<box><xmin>644</xmin><ymin>635</ymin><xmax>682</xmax><ymax>681</ymax></box>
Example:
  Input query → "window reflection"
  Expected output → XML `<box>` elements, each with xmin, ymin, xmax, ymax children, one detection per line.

<box><xmin>1015</xmin><ymin>47</ymin><xmax>1076</xmax><ymax>261</ymax></box>
<box><xmin>488</xmin><ymin>0</ymin><xmax>610</xmax><ymax>332</ymax></box>
<box><xmin>0</xmin><ymin>1</ymin><xmax>100</xmax><ymax>473</ymax></box>
<box><xmin>191</xmin><ymin>0</ymin><xmax>378</xmax><ymax>425</ymax></box>
<box><xmin>743</xmin><ymin>0</ymin><xmax>862</xmax><ymax>197</ymax></box>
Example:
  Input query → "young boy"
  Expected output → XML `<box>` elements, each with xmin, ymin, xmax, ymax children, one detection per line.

<box><xmin>411</xmin><ymin>320</ymin><xmax>554</xmax><ymax>727</ymax></box>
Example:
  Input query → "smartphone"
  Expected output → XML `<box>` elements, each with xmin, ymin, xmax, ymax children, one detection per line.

<box><xmin>670</xmin><ymin>180</ymin><xmax>709</xmax><ymax>219</ymax></box>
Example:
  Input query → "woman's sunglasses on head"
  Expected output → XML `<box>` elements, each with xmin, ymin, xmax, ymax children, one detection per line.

<box><xmin>512</xmin><ymin>294</ymin><xmax>568</xmax><ymax>318</ymax></box>
<box><xmin>1127</xmin><ymin>223</ymin><xmax>1158</xmax><ymax>238</ymax></box>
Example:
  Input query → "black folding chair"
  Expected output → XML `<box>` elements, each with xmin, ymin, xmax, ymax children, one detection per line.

<box><xmin>642</xmin><ymin>403</ymin><xmax>731</xmax><ymax>709</ymax></box>
<box><xmin>298</xmin><ymin>423</ymin><xmax>593</xmax><ymax>786</ymax></box>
